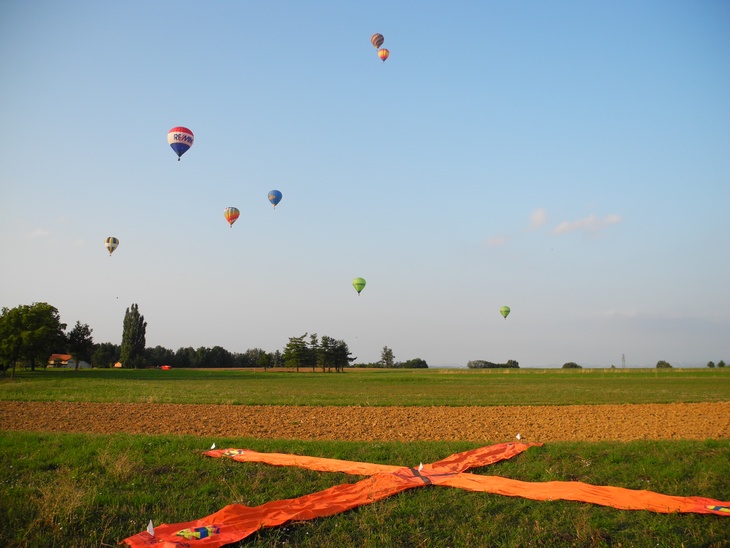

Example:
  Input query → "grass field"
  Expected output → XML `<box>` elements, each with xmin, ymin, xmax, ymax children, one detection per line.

<box><xmin>1</xmin><ymin>368</ymin><xmax>729</xmax><ymax>547</ymax></box>
<box><xmin>2</xmin><ymin>367</ymin><xmax>729</xmax><ymax>406</ymax></box>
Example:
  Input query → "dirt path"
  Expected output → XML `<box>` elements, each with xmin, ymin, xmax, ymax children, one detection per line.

<box><xmin>1</xmin><ymin>401</ymin><xmax>729</xmax><ymax>442</ymax></box>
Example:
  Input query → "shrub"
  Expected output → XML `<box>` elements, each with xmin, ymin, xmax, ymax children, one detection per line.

<box><xmin>398</xmin><ymin>358</ymin><xmax>428</xmax><ymax>369</ymax></box>
<box><xmin>656</xmin><ymin>360</ymin><xmax>672</xmax><ymax>368</ymax></box>
<box><xmin>562</xmin><ymin>362</ymin><xmax>582</xmax><ymax>369</ymax></box>
<box><xmin>467</xmin><ymin>360</ymin><xmax>519</xmax><ymax>369</ymax></box>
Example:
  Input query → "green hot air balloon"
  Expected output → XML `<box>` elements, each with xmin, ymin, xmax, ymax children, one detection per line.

<box><xmin>500</xmin><ymin>306</ymin><xmax>511</xmax><ymax>319</ymax></box>
<box><xmin>353</xmin><ymin>277</ymin><xmax>366</xmax><ymax>295</ymax></box>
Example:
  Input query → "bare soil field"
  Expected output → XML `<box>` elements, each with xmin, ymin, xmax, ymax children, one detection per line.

<box><xmin>1</xmin><ymin>401</ymin><xmax>729</xmax><ymax>442</ymax></box>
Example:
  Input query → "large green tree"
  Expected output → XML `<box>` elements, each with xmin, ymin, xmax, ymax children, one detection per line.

<box><xmin>241</xmin><ymin>348</ymin><xmax>266</xmax><ymax>368</ymax></box>
<box><xmin>257</xmin><ymin>351</ymin><xmax>271</xmax><ymax>370</ymax></box>
<box><xmin>91</xmin><ymin>342</ymin><xmax>120</xmax><ymax>368</ymax></box>
<box><xmin>120</xmin><ymin>304</ymin><xmax>147</xmax><ymax>369</ymax></box>
<box><xmin>330</xmin><ymin>338</ymin><xmax>355</xmax><ymax>372</ymax></box>
<box><xmin>145</xmin><ymin>345</ymin><xmax>175</xmax><ymax>367</ymax></box>
<box><xmin>207</xmin><ymin>346</ymin><xmax>234</xmax><ymax>368</ymax></box>
<box><xmin>380</xmin><ymin>346</ymin><xmax>395</xmax><ymax>368</ymax></box>
<box><xmin>307</xmin><ymin>333</ymin><xmax>319</xmax><ymax>372</ymax></box>
<box><xmin>282</xmin><ymin>334</ymin><xmax>309</xmax><ymax>372</ymax></box>
<box><xmin>0</xmin><ymin>303</ymin><xmax>66</xmax><ymax>379</ymax></box>
<box><xmin>174</xmin><ymin>346</ymin><xmax>197</xmax><ymax>368</ymax></box>
<box><xmin>66</xmin><ymin>321</ymin><xmax>94</xmax><ymax>369</ymax></box>
<box><xmin>316</xmin><ymin>336</ymin><xmax>355</xmax><ymax>372</ymax></box>
<box><xmin>318</xmin><ymin>335</ymin><xmax>335</xmax><ymax>372</ymax></box>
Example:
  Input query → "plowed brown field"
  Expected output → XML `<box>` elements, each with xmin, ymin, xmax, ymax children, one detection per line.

<box><xmin>2</xmin><ymin>401</ymin><xmax>729</xmax><ymax>442</ymax></box>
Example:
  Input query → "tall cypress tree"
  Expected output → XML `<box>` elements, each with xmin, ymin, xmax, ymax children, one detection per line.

<box><xmin>120</xmin><ymin>303</ymin><xmax>147</xmax><ymax>369</ymax></box>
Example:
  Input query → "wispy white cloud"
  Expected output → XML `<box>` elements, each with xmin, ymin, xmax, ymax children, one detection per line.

<box><xmin>528</xmin><ymin>207</ymin><xmax>547</xmax><ymax>230</ymax></box>
<box><xmin>485</xmin><ymin>235</ymin><xmax>508</xmax><ymax>247</ymax></box>
<box><xmin>597</xmin><ymin>309</ymin><xmax>709</xmax><ymax>322</ymax></box>
<box><xmin>552</xmin><ymin>214</ymin><xmax>621</xmax><ymax>235</ymax></box>
<box><xmin>24</xmin><ymin>229</ymin><xmax>86</xmax><ymax>249</ymax></box>
<box><xmin>600</xmin><ymin>309</ymin><xmax>641</xmax><ymax>319</ymax></box>
<box><xmin>26</xmin><ymin>228</ymin><xmax>52</xmax><ymax>239</ymax></box>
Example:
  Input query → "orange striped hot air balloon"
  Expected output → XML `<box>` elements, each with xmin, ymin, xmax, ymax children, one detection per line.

<box><xmin>378</xmin><ymin>48</ymin><xmax>389</xmax><ymax>62</ymax></box>
<box><xmin>224</xmin><ymin>207</ymin><xmax>240</xmax><ymax>228</ymax></box>
<box><xmin>371</xmin><ymin>33</ymin><xmax>384</xmax><ymax>49</ymax></box>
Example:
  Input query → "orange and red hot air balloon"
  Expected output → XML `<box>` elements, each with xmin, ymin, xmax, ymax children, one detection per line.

<box><xmin>378</xmin><ymin>48</ymin><xmax>389</xmax><ymax>62</ymax></box>
<box><xmin>224</xmin><ymin>207</ymin><xmax>240</xmax><ymax>228</ymax></box>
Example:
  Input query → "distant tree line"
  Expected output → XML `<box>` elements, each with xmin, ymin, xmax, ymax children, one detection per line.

<box><xmin>467</xmin><ymin>359</ymin><xmax>519</xmax><ymax>369</ymax></box>
<box><xmin>96</xmin><ymin>304</ymin><xmax>285</xmax><ymax>369</ymax></box>
<box><xmin>353</xmin><ymin>358</ymin><xmax>429</xmax><ymax>369</ymax></box>
<box><xmin>0</xmin><ymin>302</ymin><xmax>283</xmax><ymax>373</ymax></box>
<box><xmin>3</xmin><ymin>302</ymin><xmax>726</xmax><ymax>375</ymax></box>
<box><xmin>351</xmin><ymin>346</ymin><xmax>428</xmax><ymax>369</ymax></box>
<box><xmin>90</xmin><ymin>343</ymin><xmax>281</xmax><ymax>370</ymax></box>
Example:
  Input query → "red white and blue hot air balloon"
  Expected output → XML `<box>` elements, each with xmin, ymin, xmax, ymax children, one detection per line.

<box><xmin>167</xmin><ymin>127</ymin><xmax>194</xmax><ymax>160</ymax></box>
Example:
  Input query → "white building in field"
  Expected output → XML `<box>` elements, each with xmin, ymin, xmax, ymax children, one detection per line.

<box><xmin>47</xmin><ymin>354</ymin><xmax>92</xmax><ymax>369</ymax></box>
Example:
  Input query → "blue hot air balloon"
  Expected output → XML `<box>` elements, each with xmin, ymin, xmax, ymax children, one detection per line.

<box><xmin>268</xmin><ymin>190</ymin><xmax>282</xmax><ymax>208</ymax></box>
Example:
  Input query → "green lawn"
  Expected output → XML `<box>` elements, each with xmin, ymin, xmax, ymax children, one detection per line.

<box><xmin>1</xmin><ymin>366</ymin><xmax>729</xmax><ymax>406</ymax></box>
<box><xmin>0</xmin><ymin>433</ymin><xmax>728</xmax><ymax>547</ymax></box>
<box><xmin>1</xmin><ymin>367</ymin><xmax>729</xmax><ymax>547</ymax></box>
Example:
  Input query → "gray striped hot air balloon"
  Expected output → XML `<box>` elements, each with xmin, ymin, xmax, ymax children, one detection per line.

<box><xmin>104</xmin><ymin>237</ymin><xmax>119</xmax><ymax>256</ymax></box>
<box><xmin>371</xmin><ymin>33</ymin><xmax>384</xmax><ymax>49</ymax></box>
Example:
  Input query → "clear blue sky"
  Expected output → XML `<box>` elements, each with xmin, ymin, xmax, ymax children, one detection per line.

<box><xmin>1</xmin><ymin>1</ymin><xmax>728</xmax><ymax>367</ymax></box>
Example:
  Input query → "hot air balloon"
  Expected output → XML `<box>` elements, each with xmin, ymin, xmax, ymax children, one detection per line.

<box><xmin>353</xmin><ymin>277</ymin><xmax>366</xmax><ymax>295</ymax></box>
<box><xmin>268</xmin><ymin>190</ymin><xmax>282</xmax><ymax>208</ymax></box>
<box><xmin>500</xmin><ymin>306</ymin><xmax>511</xmax><ymax>319</ymax></box>
<box><xmin>224</xmin><ymin>207</ymin><xmax>240</xmax><ymax>228</ymax></box>
<box><xmin>167</xmin><ymin>127</ymin><xmax>194</xmax><ymax>160</ymax></box>
<box><xmin>378</xmin><ymin>48</ymin><xmax>390</xmax><ymax>62</ymax></box>
<box><xmin>371</xmin><ymin>33</ymin><xmax>384</xmax><ymax>49</ymax></box>
<box><xmin>104</xmin><ymin>237</ymin><xmax>119</xmax><ymax>256</ymax></box>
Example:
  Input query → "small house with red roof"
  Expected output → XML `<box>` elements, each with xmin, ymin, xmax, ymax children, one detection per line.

<box><xmin>48</xmin><ymin>354</ymin><xmax>91</xmax><ymax>369</ymax></box>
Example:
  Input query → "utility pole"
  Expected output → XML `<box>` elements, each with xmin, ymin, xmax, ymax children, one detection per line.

<box><xmin>622</xmin><ymin>353</ymin><xmax>626</xmax><ymax>368</ymax></box>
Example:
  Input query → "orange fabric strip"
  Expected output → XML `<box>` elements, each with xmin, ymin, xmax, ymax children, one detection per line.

<box><xmin>439</xmin><ymin>474</ymin><xmax>729</xmax><ymax>515</ymax></box>
<box><xmin>123</xmin><ymin>443</ymin><xmax>728</xmax><ymax>548</ymax></box>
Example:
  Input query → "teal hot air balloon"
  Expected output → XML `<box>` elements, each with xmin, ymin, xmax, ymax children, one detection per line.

<box><xmin>500</xmin><ymin>306</ymin><xmax>511</xmax><ymax>319</ymax></box>
<box><xmin>268</xmin><ymin>190</ymin><xmax>282</xmax><ymax>208</ymax></box>
<box><xmin>353</xmin><ymin>277</ymin><xmax>366</xmax><ymax>295</ymax></box>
